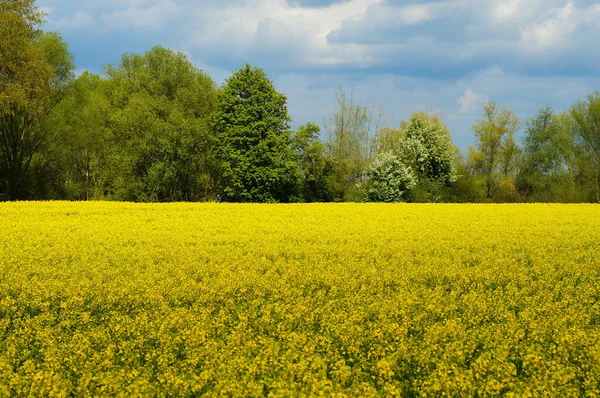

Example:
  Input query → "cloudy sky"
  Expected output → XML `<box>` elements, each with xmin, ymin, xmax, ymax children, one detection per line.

<box><xmin>38</xmin><ymin>0</ymin><xmax>600</xmax><ymax>148</ymax></box>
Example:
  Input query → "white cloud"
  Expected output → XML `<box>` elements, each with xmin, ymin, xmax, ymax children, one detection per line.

<box><xmin>458</xmin><ymin>89</ymin><xmax>489</xmax><ymax>114</ymax></box>
<box><xmin>520</xmin><ymin>2</ymin><xmax>577</xmax><ymax>50</ymax></box>
<box><xmin>400</xmin><ymin>4</ymin><xmax>434</xmax><ymax>25</ymax></box>
<box><xmin>185</xmin><ymin>0</ymin><xmax>381</xmax><ymax>66</ymax></box>
<box><xmin>39</xmin><ymin>0</ymin><xmax>600</xmax><ymax>72</ymax></box>
<box><xmin>100</xmin><ymin>0</ymin><xmax>182</xmax><ymax>30</ymax></box>
<box><xmin>492</xmin><ymin>0</ymin><xmax>522</xmax><ymax>21</ymax></box>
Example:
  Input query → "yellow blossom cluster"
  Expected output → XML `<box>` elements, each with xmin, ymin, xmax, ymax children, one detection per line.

<box><xmin>0</xmin><ymin>202</ymin><xmax>599</xmax><ymax>396</ymax></box>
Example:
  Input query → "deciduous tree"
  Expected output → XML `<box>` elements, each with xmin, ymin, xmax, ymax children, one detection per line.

<box><xmin>324</xmin><ymin>88</ymin><xmax>372</xmax><ymax>201</ymax></box>
<box><xmin>291</xmin><ymin>122</ymin><xmax>334</xmax><ymax>202</ymax></box>
<box><xmin>0</xmin><ymin>1</ymin><xmax>74</xmax><ymax>199</ymax></box>
<box><xmin>571</xmin><ymin>92</ymin><xmax>600</xmax><ymax>203</ymax></box>
<box><xmin>366</xmin><ymin>151</ymin><xmax>416</xmax><ymax>202</ymax></box>
<box><xmin>468</xmin><ymin>101</ymin><xmax>520</xmax><ymax>200</ymax></box>
<box><xmin>100</xmin><ymin>46</ymin><xmax>218</xmax><ymax>201</ymax></box>
<box><xmin>517</xmin><ymin>106</ymin><xmax>579</xmax><ymax>202</ymax></box>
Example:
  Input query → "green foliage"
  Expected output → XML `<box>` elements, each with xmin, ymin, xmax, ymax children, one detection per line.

<box><xmin>468</xmin><ymin>101</ymin><xmax>521</xmax><ymax>201</ymax></box>
<box><xmin>0</xmin><ymin>1</ymin><xmax>74</xmax><ymax>199</ymax></box>
<box><xmin>0</xmin><ymin>0</ymin><xmax>46</xmax><ymax>114</ymax></box>
<box><xmin>449</xmin><ymin>149</ymin><xmax>485</xmax><ymax>203</ymax></box>
<box><xmin>571</xmin><ymin>92</ymin><xmax>600</xmax><ymax>203</ymax></box>
<box><xmin>213</xmin><ymin>64</ymin><xmax>295</xmax><ymax>202</ymax></box>
<box><xmin>372</xmin><ymin>125</ymin><xmax>404</xmax><ymax>153</ymax></box>
<box><xmin>44</xmin><ymin>72</ymin><xmax>111</xmax><ymax>200</ymax></box>
<box><xmin>291</xmin><ymin>123</ymin><xmax>335</xmax><ymax>202</ymax></box>
<box><xmin>33</xmin><ymin>31</ymin><xmax>75</xmax><ymax>91</ymax></box>
<box><xmin>517</xmin><ymin>107</ymin><xmax>580</xmax><ymax>202</ymax></box>
<box><xmin>100</xmin><ymin>46</ymin><xmax>217</xmax><ymax>202</ymax></box>
<box><xmin>366</xmin><ymin>151</ymin><xmax>417</xmax><ymax>202</ymax></box>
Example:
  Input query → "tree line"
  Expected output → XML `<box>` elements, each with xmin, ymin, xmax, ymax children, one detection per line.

<box><xmin>2</xmin><ymin>1</ymin><xmax>600</xmax><ymax>203</ymax></box>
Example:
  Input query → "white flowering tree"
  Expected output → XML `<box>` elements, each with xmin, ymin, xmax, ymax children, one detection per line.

<box><xmin>366</xmin><ymin>152</ymin><xmax>417</xmax><ymax>202</ymax></box>
<box><xmin>399</xmin><ymin>113</ymin><xmax>456</xmax><ymax>184</ymax></box>
<box><xmin>365</xmin><ymin>113</ymin><xmax>456</xmax><ymax>202</ymax></box>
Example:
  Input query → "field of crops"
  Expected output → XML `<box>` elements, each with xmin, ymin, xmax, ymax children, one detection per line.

<box><xmin>1</xmin><ymin>202</ymin><xmax>599</xmax><ymax>396</ymax></box>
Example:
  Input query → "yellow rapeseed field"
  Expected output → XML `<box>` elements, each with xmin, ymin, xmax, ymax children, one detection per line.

<box><xmin>1</xmin><ymin>202</ymin><xmax>599</xmax><ymax>396</ymax></box>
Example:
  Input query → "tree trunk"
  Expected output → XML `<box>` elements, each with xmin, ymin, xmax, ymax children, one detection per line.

<box><xmin>596</xmin><ymin>169</ymin><xmax>600</xmax><ymax>203</ymax></box>
<box><xmin>0</xmin><ymin>110</ymin><xmax>43</xmax><ymax>200</ymax></box>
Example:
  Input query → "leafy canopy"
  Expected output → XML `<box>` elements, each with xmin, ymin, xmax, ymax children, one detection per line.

<box><xmin>213</xmin><ymin>64</ymin><xmax>294</xmax><ymax>202</ymax></box>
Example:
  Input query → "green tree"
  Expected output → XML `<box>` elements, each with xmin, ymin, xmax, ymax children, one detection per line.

<box><xmin>571</xmin><ymin>92</ymin><xmax>600</xmax><ymax>203</ymax></box>
<box><xmin>44</xmin><ymin>72</ymin><xmax>111</xmax><ymax>199</ymax></box>
<box><xmin>468</xmin><ymin>101</ymin><xmax>520</xmax><ymax>201</ymax></box>
<box><xmin>291</xmin><ymin>122</ymin><xmax>334</xmax><ymax>202</ymax></box>
<box><xmin>450</xmin><ymin>148</ymin><xmax>484</xmax><ymax>202</ymax></box>
<box><xmin>213</xmin><ymin>64</ymin><xmax>295</xmax><ymax>202</ymax></box>
<box><xmin>99</xmin><ymin>46</ymin><xmax>217</xmax><ymax>202</ymax></box>
<box><xmin>517</xmin><ymin>106</ymin><xmax>579</xmax><ymax>202</ymax></box>
<box><xmin>0</xmin><ymin>1</ymin><xmax>74</xmax><ymax>199</ymax></box>
<box><xmin>373</xmin><ymin>125</ymin><xmax>404</xmax><ymax>154</ymax></box>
